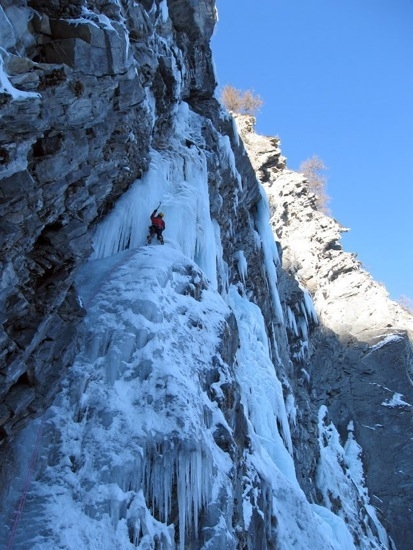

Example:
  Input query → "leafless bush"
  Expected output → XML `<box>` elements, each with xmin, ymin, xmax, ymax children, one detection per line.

<box><xmin>220</xmin><ymin>84</ymin><xmax>263</xmax><ymax>115</ymax></box>
<box><xmin>220</xmin><ymin>84</ymin><xmax>242</xmax><ymax>112</ymax></box>
<box><xmin>38</xmin><ymin>68</ymin><xmax>67</xmax><ymax>90</ymax></box>
<box><xmin>299</xmin><ymin>154</ymin><xmax>330</xmax><ymax>214</ymax></box>
<box><xmin>240</xmin><ymin>89</ymin><xmax>264</xmax><ymax>114</ymax></box>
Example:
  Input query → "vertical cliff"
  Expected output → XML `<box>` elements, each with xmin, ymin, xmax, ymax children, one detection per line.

<box><xmin>0</xmin><ymin>0</ymin><xmax>217</xmax><ymax>441</ymax></box>
<box><xmin>1</xmin><ymin>1</ymin><xmax>412</xmax><ymax>549</ymax></box>
<box><xmin>237</xmin><ymin>114</ymin><xmax>413</xmax><ymax>549</ymax></box>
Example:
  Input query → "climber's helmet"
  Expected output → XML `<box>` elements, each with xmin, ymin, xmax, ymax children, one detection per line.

<box><xmin>158</xmin><ymin>212</ymin><xmax>164</xmax><ymax>218</ymax></box>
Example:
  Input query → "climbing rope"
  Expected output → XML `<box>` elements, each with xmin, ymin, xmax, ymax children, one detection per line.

<box><xmin>7</xmin><ymin>414</ymin><xmax>45</xmax><ymax>550</ymax></box>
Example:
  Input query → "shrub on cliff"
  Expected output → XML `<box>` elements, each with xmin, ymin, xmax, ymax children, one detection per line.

<box><xmin>220</xmin><ymin>84</ymin><xmax>263</xmax><ymax>115</ymax></box>
<box><xmin>299</xmin><ymin>154</ymin><xmax>330</xmax><ymax>214</ymax></box>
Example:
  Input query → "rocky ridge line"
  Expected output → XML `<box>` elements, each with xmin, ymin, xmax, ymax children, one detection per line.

<box><xmin>236</xmin><ymin>113</ymin><xmax>413</xmax><ymax>549</ymax></box>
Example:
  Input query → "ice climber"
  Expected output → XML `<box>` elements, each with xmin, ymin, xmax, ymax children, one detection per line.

<box><xmin>147</xmin><ymin>207</ymin><xmax>165</xmax><ymax>245</ymax></box>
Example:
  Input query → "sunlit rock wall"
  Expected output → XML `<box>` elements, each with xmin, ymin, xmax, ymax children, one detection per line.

<box><xmin>1</xmin><ymin>0</ymin><xmax>410</xmax><ymax>547</ymax></box>
<box><xmin>237</xmin><ymin>113</ymin><xmax>413</xmax><ymax>549</ymax></box>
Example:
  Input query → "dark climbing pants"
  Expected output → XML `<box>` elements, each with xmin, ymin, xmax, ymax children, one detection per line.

<box><xmin>148</xmin><ymin>225</ymin><xmax>164</xmax><ymax>244</ymax></box>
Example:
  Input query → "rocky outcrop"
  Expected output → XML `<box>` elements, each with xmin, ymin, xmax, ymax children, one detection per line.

<box><xmin>0</xmin><ymin>0</ymin><xmax>217</xmax><ymax>443</ymax></box>
<box><xmin>237</xmin><ymin>114</ymin><xmax>413</xmax><ymax>549</ymax></box>
<box><xmin>1</xmin><ymin>0</ymin><xmax>412</xmax><ymax>547</ymax></box>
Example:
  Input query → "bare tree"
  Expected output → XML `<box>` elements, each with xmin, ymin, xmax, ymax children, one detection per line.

<box><xmin>299</xmin><ymin>154</ymin><xmax>330</xmax><ymax>214</ymax></box>
<box><xmin>220</xmin><ymin>85</ymin><xmax>263</xmax><ymax>115</ymax></box>
<box><xmin>220</xmin><ymin>84</ymin><xmax>243</xmax><ymax>112</ymax></box>
<box><xmin>241</xmin><ymin>89</ymin><xmax>263</xmax><ymax>115</ymax></box>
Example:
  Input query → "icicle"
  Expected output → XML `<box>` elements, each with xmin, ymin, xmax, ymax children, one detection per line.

<box><xmin>91</xmin><ymin>104</ymin><xmax>218</xmax><ymax>287</ymax></box>
<box><xmin>142</xmin><ymin>440</ymin><xmax>213</xmax><ymax>550</ymax></box>
<box><xmin>298</xmin><ymin>317</ymin><xmax>308</xmax><ymax>340</ymax></box>
<box><xmin>302</xmin><ymin>287</ymin><xmax>318</xmax><ymax>324</ymax></box>
<box><xmin>234</xmin><ymin>250</ymin><xmax>248</xmax><ymax>284</ymax></box>
<box><xmin>218</xmin><ymin>134</ymin><xmax>241</xmax><ymax>186</ymax></box>
<box><xmin>287</xmin><ymin>307</ymin><xmax>298</xmax><ymax>336</ymax></box>
<box><xmin>255</xmin><ymin>186</ymin><xmax>284</xmax><ymax>322</ymax></box>
<box><xmin>213</xmin><ymin>220</ymin><xmax>229</xmax><ymax>294</ymax></box>
<box><xmin>158</xmin><ymin>0</ymin><xmax>169</xmax><ymax>22</ymax></box>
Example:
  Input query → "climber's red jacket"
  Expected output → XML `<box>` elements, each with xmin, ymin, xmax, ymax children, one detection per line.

<box><xmin>150</xmin><ymin>211</ymin><xmax>165</xmax><ymax>229</ymax></box>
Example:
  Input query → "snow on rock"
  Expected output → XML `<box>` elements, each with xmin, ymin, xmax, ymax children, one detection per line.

<box><xmin>1</xmin><ymin>247</ymin><xmax>233</xmax><ymax>549</ymax></box>
<box><xmin>381</xmin><ymin>392</ymin><xmax>411</xmax><ymax>409</ymax></box>
<box><xmin>0</xmin><ymin>52</ymin><xmax>40</xmax><ymax>101</ymax></box>
<box><xmin>1</xmin><ymin>245</ymin><xmax>370</xmax><ymax>550</ymax></box>
<box><xmin>237</xmin><ymin>112</ymin><xmax>413</xmax><ymax>547</ymax></box>
<box><xmin>228</xmin><ymin>285</ymin><xmax>295</xmax><ymax>473</ymax></box>
<box><xmin>316</xmin><ymin>406</ymin><xmax>391</xmax><ymax>549</ymax></box>
<box><xmin>91</xmin><ymin>102</ymin><xmax>218</xmax><ymax>290</ymax></box>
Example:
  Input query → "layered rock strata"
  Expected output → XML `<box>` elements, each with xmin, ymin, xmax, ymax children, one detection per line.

<box><xmin>237</xmin><ymin>114</ymin><xmax>413</xmax><ymax>549</ymax></box>
<box><xmin>1</xmin><ymin>0</ymin><xmax>412</xmax><ymax>547</ymax></box>
<box><xmin>0</xmin><ymin>0</ymin><xmax>216</xmax><ymax>442</ymax></box>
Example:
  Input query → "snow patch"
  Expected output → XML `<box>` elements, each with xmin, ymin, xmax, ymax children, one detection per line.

<box><xmin>0</xmin><ymin>50</ymin><xmax>40</xmax><ymax>101</ymax></box>
<box><xmin>381</xmin><ymin>392</ymin><xmax>411</xmax><ymax>408</ymax></box>
<box><xmin>316</xmin><ymin>406</ymin><xmax>390</xmax><ymax>549</ymax></box>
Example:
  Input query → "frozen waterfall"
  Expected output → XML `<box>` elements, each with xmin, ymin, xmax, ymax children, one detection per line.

<box><xmin>0</xmin><ymin>101</ymin><xmax>381</xmax><ymax>549</ymax></box>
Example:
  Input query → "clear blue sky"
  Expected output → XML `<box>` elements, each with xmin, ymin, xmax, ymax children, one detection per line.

<box><xmin>211</xmin><ymin>0</ymin><xmax>413</xmax><ymax>302</ymax></box>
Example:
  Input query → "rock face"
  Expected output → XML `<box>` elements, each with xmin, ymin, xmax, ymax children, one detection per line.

<box><xmin>237</xmin><ymin>115</ymin><xmax>413</xmax><ymax>549</ymax></box>
<box><xmin>0</xmin><ymin>0</ymin><xmax>216</xmax><ymax>441</ymax></box>
<box><xmin>1</xmin><ymin>0</ymin><xmax>412</xmax><ymax>548</ymax></box>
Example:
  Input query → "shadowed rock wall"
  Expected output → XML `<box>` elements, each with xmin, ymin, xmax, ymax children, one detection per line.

<box><xmin>237</xmin><ymin>114</ymin><xmax>413</xmax><ymax>549</ymax></box>
<box><xmin>2</xmin><ymin>2</ymin><xmax>412</xmax><ymax>547</ymax></box>
<box><xmin>0</xmin><ymin>0</ymin><xmax>216</xmax><ymax>443</ymax></box>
